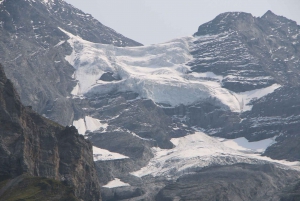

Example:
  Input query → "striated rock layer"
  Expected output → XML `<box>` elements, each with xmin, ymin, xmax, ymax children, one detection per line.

<box><xmin>0</xmin><ymin>64</ymin><xmax>101</xmax><ymax>200</ymax></box>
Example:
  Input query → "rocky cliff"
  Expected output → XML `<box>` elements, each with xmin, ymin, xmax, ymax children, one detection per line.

<box><xmin>0</xmin><ymin>0</ymin><xmax>142</xmax><ymax>125</ymax></box>
<box><xmin>0</xmin><ymin>64</ymin><xmax>101</xmax><ymax>200</ymax></box>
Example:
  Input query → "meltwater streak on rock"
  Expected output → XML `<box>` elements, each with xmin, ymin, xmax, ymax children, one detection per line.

<box><xmin>0</xmin><ymin>64</ymin><xmax>101</xmax><ymax>200</ymax></box>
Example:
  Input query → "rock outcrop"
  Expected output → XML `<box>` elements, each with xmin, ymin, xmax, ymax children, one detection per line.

<box><xmin>0</xmin><ymin>64</ymin><xmax>101</xmax><ymax>200</ymax></box>
<box><xmin>156</xmin><ymin>164</ymin><xmax>300</xmax><ymax>201</ymax></box>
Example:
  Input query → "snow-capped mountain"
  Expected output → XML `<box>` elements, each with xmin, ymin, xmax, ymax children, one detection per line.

<box><xmin>55</xmin><ymin>9</ymin><xmax>300</xmax><ymax>200</ymax></box>
<box><xmin>0</xmin><ymin>0</ymin><xmax>141</xmax><ymax>125</ymax></box>
<box><xmin>1</xmin><ymin>0</ymin><xmax>300</xmax><ymax>200</ymax></box>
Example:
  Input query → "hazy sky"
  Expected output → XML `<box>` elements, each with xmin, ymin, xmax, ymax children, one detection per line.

<box><xmin>64</xmin><ymin>0</ymin><xmax>300</xmax><ymax>45</ymax></box>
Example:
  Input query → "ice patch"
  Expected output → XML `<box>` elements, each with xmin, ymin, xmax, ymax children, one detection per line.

<box><xmin>221</xmin><ymin>137</ymin><xmax>277</xmax><ymax>152</ymax></box>
<box><xmin>93</xmin><ymin>146</ymin><xmax>129</xmax><ymax>161</ymax></box>
<box><xmin>54</xmin><ymin>40</ymin><xmax>65</xmax><ymax>47</ymax></box>
<box><xmin>73</xmin><ymin>116</ymin><xmax>108</xmax><ymax>135</ymax></box>
<box><xmin>71</xmin><ymin>82</ymin><xmax>80</xmax><ymax>95</ymax></box>
<box><xmin>102</xmin><ymin>178</ymin><xmax>130</xmax><ymax>188</ymax></box>
<box><xmin>131</xmin><ymin>132</ymin><xmax>300</xmax><ymax>179</ymax></box>
<box><xmin>72</xmin><ymin>118</ymin><xmax>86</xmax><ymax>135</ymax></box>
<box><xmin>190</xmin><ymin>71</ymin><xmax>223</xmax><ymax>81</ymax></box>
<box><xmin>236</xmin><ymin>84</ymin><xmax>281</xmax><ymax>111</ymax></box>
<box><xmin>85</xmin><ymin>116</ymin><xmax>102</xmax><ymax>132</ymax></box>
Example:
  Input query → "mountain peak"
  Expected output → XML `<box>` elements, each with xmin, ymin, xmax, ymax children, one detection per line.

<box><xmin>194</xmin><ymin>11</ymin><xmax>255</xmax><ymax>36</ymax></box>
<box><xmin>262</xmin><ymin>10</ymin><xmax>277</xmax><ymax>18</ymax></box>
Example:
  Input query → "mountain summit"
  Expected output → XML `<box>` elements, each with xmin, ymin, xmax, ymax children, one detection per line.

<box><xmin>1</xmin><ymin>3</ymin><xmax>300</xmax><ymax>200</ymax></box>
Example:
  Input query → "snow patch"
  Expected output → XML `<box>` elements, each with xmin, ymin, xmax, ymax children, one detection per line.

<box><xmin>71</xmin><ymin>82</ymin><xmax>80</xmax><ymax>95</ymax></box>
<box><xmin>236</xmin><ymin>84</ymin><xmax>281</xmax><ymax>111</ymax></box>
<box><xmin>131</xmin><ymin>132</ymin><xmax>300</xmax><ymax>179</ymax></box>
<box><xmin>54</xmin><ymin>40</ymin><xmax>65</xmax><ymax>47</ymax></box>
<box><xmin>72</xmin><ymin>118</ymin><xmax>86</xmax><ymax>135</ymax></box>
<box><xmin>102</xmin><ymin>178</ymin><xmax>130</xmax><ymax>188</ymax></box>
<box><xmin>221</xmin><ymin>136</ymin><xmax>276</xmax><ymax>152</ymax></box>
<box><xmin>85</xmin><ymin>116</ymin><xmax>107</xmax><ymax>132</ymax></box>
<box><xmin>93</xmin><ymin>146</ymin><xmax>129</xmax><ymax>161</ymax></box>
<box><xmin>73</xmin><ymin>116</ymin><xmax>108</xmax><ymax>135</ymax></box>
<box><xmin>190</xmin><ymin>71</ymin><xmax>223</xmax><ymax>81</ymax></box>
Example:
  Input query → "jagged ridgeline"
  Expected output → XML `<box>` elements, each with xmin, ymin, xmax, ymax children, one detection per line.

<box><xmin>0</xmin><ymin>64</ymin><xmax>101</xmax><ymax>200</ymax></box>
<box><xmin>0</xmin><ymin>0</ymin><xmax>142</xmax><ymax>125</ymax></box>
<box><xmin>1</xmin><ymin>0</ymin><xmax>300</xmax><ymax>200</ymax></box>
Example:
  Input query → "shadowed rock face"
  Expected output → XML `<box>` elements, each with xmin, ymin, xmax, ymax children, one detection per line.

<box><xmin>156</xmin><ymin>164</ymin><xmax>300</xmax><ymax>201</ymax></box>
<box><xmin>0</xmin><ymin>64</ymin><xmax>101</xmax><ymax>201</ymax></box>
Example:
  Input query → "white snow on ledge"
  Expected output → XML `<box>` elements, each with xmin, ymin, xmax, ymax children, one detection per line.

<box><xmin>72</xmin><ymin>116</ymin><xmax>108</xmax><ymax>135</ymax></box>
<box><xmin>102</xmin><ymin>178</ymin><xmax>130</xmax><ymax>188</ymax></box>
<box><xmin>93</xmin><ymin>146</ymin><xmax>129</xmax><ymax>161</ymax></box>
<box><xmin>235</xmin><ymin>84</ymin><xmax>281</xmax><ymax>112</ymax></box>
<box><xmin>220</xmin><ymin>136</ymin><xmax>277</xmax><ymax>152</ymax></box>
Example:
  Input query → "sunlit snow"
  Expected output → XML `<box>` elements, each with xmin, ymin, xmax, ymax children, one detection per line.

<box><xmin>131</xmin><ymin>132</ymin><xmax>300</xmax><ymax>179</ymax></box>
<box><xmin>235</xmin><ymin>84</ymin><xmax>281</xmax><ymax>111</ymax></box>
<box><xmin>221</xmin><ymin>136</ymin><xmax>277</xmax><ymax>152</ymax></box>
<box><xmin>102</xmin><ymin>178</ymin><xmax>130</xmax><ymax>188</ymax></box>
<box><xmin>73</xmin><ymin>116</ymin><xmax>108</xmax><ymax>135</ymax></box>
<box><xmin>93</xmin><ymin>146</ymin><xmax>129</xmax><ymax>161</ymax></box>
<box><xmin>60</xmin><ymin>28</ymin><xmax>281</xmax><ymax>113</ymax></box>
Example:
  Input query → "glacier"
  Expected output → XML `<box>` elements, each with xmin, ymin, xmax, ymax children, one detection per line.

<box><xmin>60</xmin><ymin>27</ymin><xmax>298</xmax><ymax>180</ymax></box>
<box><xmin>61</xmin><ymin>28</ymin><xmax>281</xmax><ymax>114</ymax></box>
<box><xmin>131</xmin><ymin>132</ymin><xmax>300</xmax><ymax>179</ymax></box>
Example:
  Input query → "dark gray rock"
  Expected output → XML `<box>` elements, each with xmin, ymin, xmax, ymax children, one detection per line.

<box><xmin>0</xmin><ymin>64</ymin><xmax>101</xmax><ymax>201</ymax></box>
<box><xmin>99</xmin><ymin>72</ymin><xmax>121</xmax><ymax>82</ymax></box>
<box><xmin>190</xmin><ymin>11</ymin><xmax>300</xmax><ymax>92</ymax></box>
<box><xmin>156</xmin><ymin>164</ymin><xmax>300</xmax><ymax>201</ymax></box>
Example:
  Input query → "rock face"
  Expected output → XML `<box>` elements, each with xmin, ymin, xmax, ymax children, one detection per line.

<box><xmin>166</xmin><ymin>10</ymin><xmax>300</xmax><ymax>161</ymax></box>
<box><xmin>191</xmin><ymin>11</ymin><xmax>300</xmax><ymax>92</ymax></box>
<box><xmin>0</xmin><ymin>0</ymin><xmax>142</xmax><ymax>125</ymax></box>
<box><xmin>156</xmin><ymin>164</ymin><xmax>300</xmax><ymax>201</ymax></box>
<box><xmin>0</xmin><ymin>64</ymin><xmax>101</xmax><ymax>200</ymax></box>
<box><xmin>0</xmin><ymin>175</ymin><xmax>80</xmax><ymax>201</ymax></box>
<box><xmin>1</xmin><ymin>2</ymin><xmax>300</xmax><ymax>200</ymax></box>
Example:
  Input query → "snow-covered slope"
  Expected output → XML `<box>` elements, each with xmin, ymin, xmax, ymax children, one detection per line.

<box><xmin>63</xmin><ymin>28</ymin><xmax>280</xmax><ymax>113</ymax></box>
<box><xmin>131</xmin><ymin>132</ymin><xmax>300</xmax><ymax>179</ymax></box>
<box><xmin>102</xmin><ymin>178</ymin><xmax>130</xmax><ymax>188</ymax></box>
<box><xmin>93</xmin><ymin>146</ymin><xmax>129</xmax><ymax>161</ymax></box>
<box><xmin>73</xmin><ymin>116</ymin><xmax>108</xmax><ymax>135</ymax></box>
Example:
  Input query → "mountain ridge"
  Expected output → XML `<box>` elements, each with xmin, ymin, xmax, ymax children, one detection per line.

<box><xmin>1</xmin><ymin>4</ymin><xmax>300</xmax><ymax>200</ymax></box>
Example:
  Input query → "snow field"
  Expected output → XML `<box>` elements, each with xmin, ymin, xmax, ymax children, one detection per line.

<box><xmin>102</xmin><ymin>178</ymin><xmax>130</xmax><ymax>188</ymax></box>
<box><xmin>73</xmin><ymin>116</ymin><xmax>108</xmax><ymax>135</ymax></box>
<box><xmin>61</xmin><ymin>28</ymin><xmax>281</xmax><ymax>113</ymax></box>
<box><xmin>93</xmin><ymin>146</ymin><xmax>129</xmax><ymax>161</ymax></box>
<box><xmin>131</xmin><ymin>132</ymin><xmax>300</xmax><ymax>179</ymax></box>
